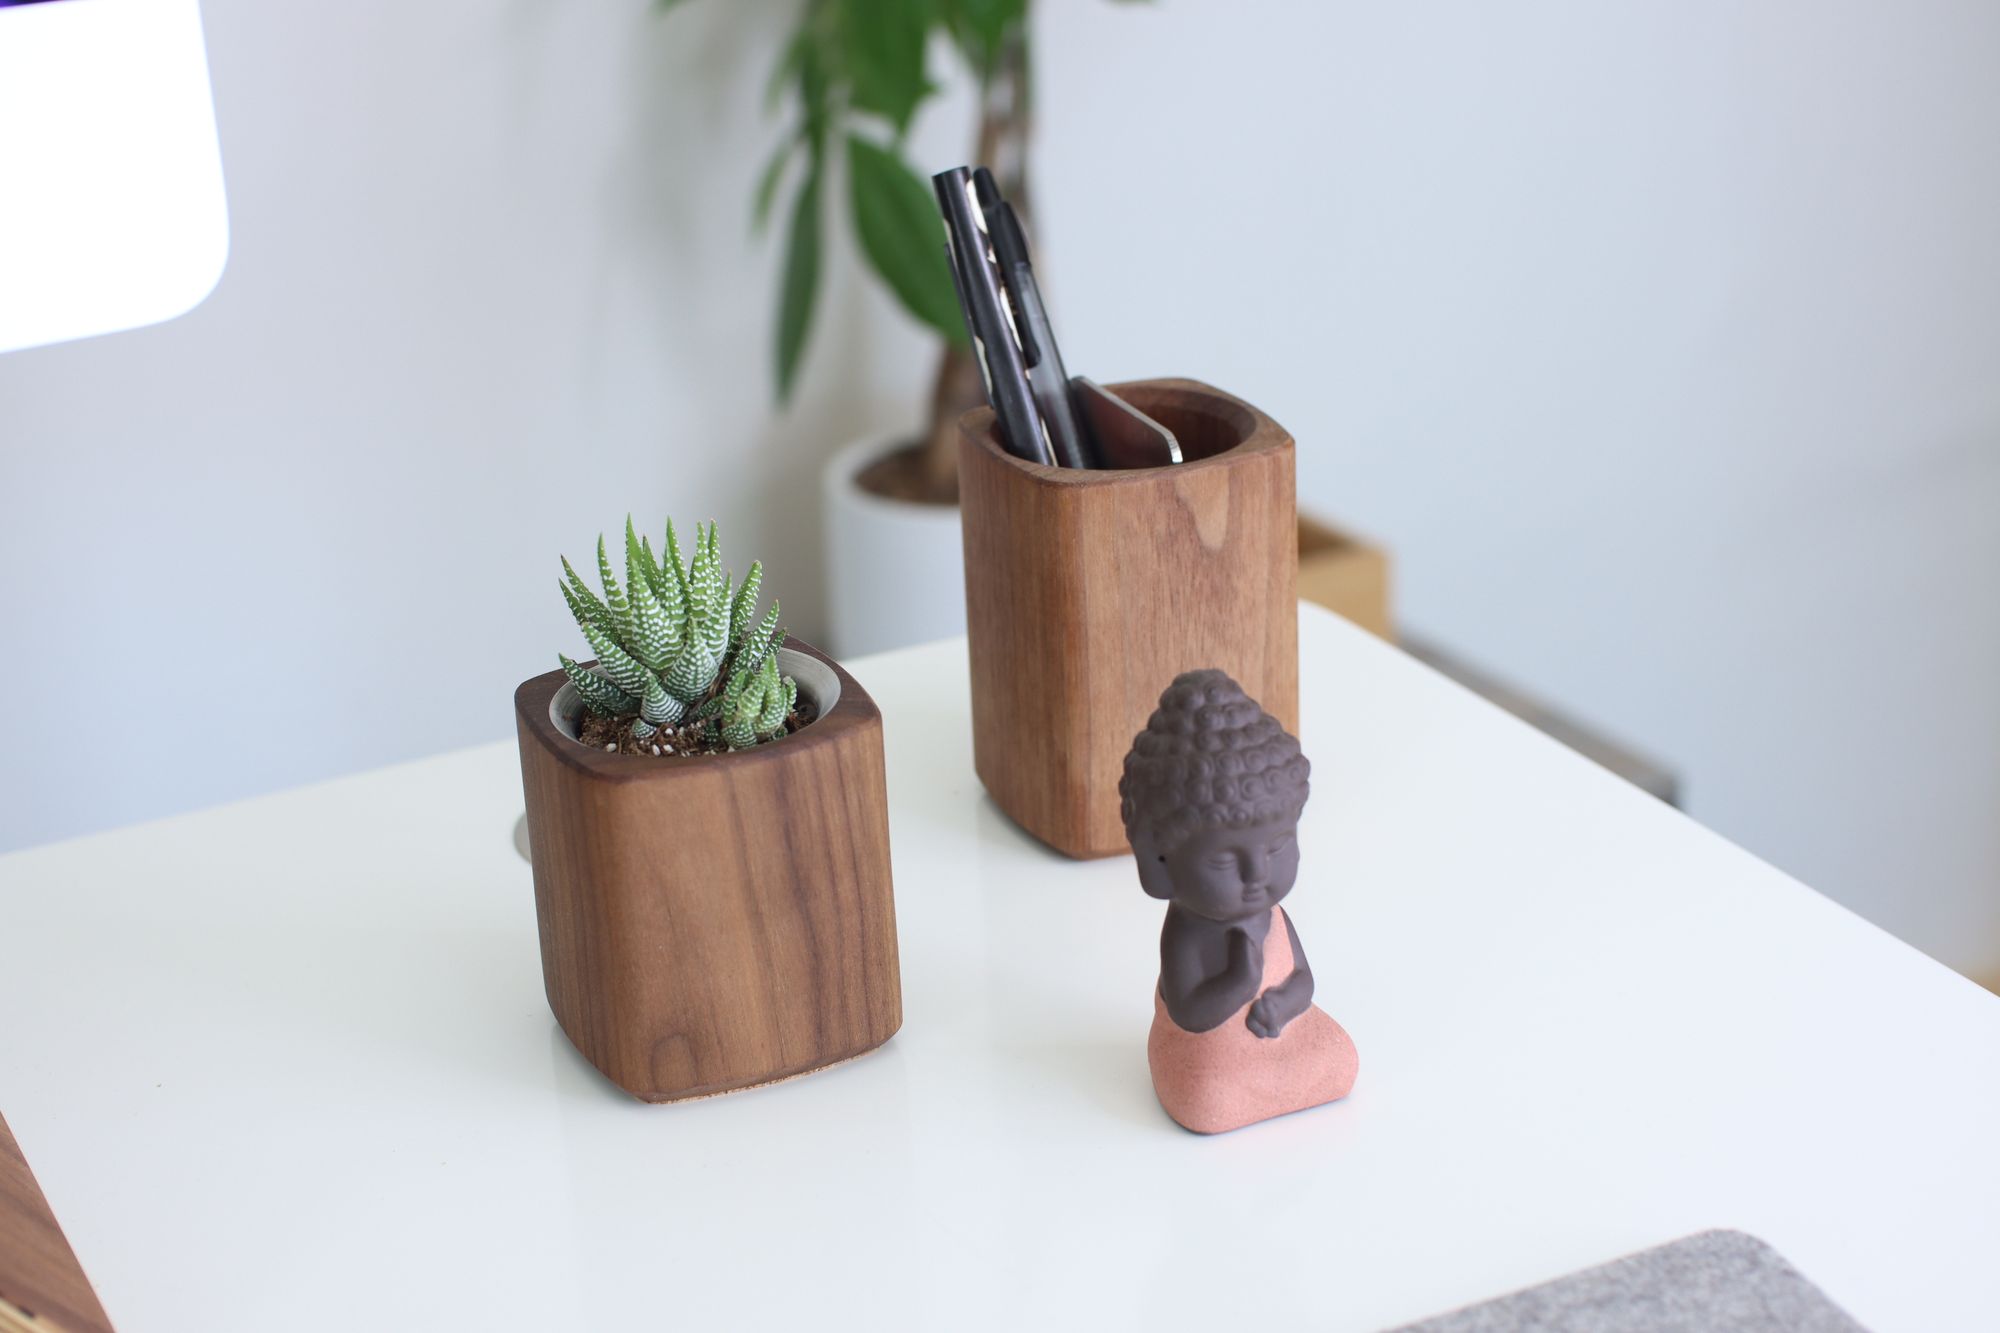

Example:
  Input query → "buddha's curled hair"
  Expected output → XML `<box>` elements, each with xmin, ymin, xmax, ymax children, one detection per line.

<box><xmin>1118</xmin><ymin>669</ymin><xmax>1310</xmax><ymax>856</ymax></box>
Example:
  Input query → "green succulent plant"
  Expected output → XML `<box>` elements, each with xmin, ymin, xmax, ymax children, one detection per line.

<box><xmin>718</xmin><ymin>652</ymin><xmax>798</xmax><ymax>750</ymax></box>
<box><xmin>557</xmin><ymin>518</ymin><xmax>796</xmax><ymax>749</ymax></box>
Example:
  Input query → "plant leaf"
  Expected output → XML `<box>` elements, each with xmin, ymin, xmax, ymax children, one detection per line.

<box><xmin>753</xmin><ymin>141</ymin><xmax>794</xmax><ymax>233</ymax></box>
<box><xmin>559</xmin><ymin>560</ymin><xmax>617</xmax><ymax>638</ymax></box>
<box><xmin>838</xmin><ymin>0</ymin><xmax>934</xmax><ymax>135</ymax></box>
<box><xmin>559</xmin><ymin>655</ymin><xmax>638</xmax><ymax>719</ymax></box>
<box><xmin>665</xmin><ymin>522</ymin><xmax>729</xmax><ymax>700</ymax></box>
<box><xmin>942</xmin><ymin>0</ymin><xmax>1025</xmax><ymax>77</ymax></box>
<box><xmin>696</xmin><ymin>524</ymin><xmax>730</xmax><ymax>663</ymax></box>
<box><xmin>847</xmin><ymin>135</ymin><xmax>967</xmax><ymax>344</ymax></box>
<box><xmin>755</xmin><ymin>657</ymin><xmax>789</xmax><ymax>736</ymax></box>
<box><xmin>579</xmin><ymin>619</ymin><xmax>658</xmax><ymax>700</ymax></box>
<box><xmin>595</xmin><ymin>534</ymin><xmax>632</xmax><ymax>643</ymax></box>
<box><xmin>723</xmin><ymin>661</ymin><xmax>750</xmax><ymax>715</ymax></box>
<box><xmin>731</xmin><ymin>600</ymin><xmax>781</xmax><ymax>682</ymax></box>
<box><xmin>636</xmin><ymin>533</ymin><xmax>683</xmax><ymax>630</ymax></box>
<box><xmin>727</xmin><ymin>560</ymin><xmax>764</xmax><ymax>661</ymax></box>
<box><xmin>775</xmin><ymin>159</ymin><xmax>823</xmax><ymax>403</ymax></box>
<box><xmin>638</xmin><ymin>673</ymin><xmax>686</xmax><ymax>728</ymax></box>
<box><xmin>765</xmin><ymin>25</ymin><xmax>809</xmax><ymax>116</ymax></box>
<box><xmin>663</xmin><ymin>518</ymin><xmax>691</xmax><ymax>608</ymax></box>
<box><xmin>721</xmin><ymin>659</ymin><xmax>769</xmax><ymax>749</ymax></box>
<box><xmin>624</xmin><ymin>518</ymin><xmax>677</xmax><ymax>671</ymax></box>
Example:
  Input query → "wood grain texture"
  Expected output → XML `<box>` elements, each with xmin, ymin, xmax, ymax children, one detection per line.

<box><xmin>958</xmin><ymin>377</ymin><xmax>1300</xmax><ymax>858</ymax></box>
<box><xmin>0</xmin><ymin>1112</ymin><xmax>114</xmax><ymax>1333</ymax></box>
<box><xmin>514</xmin><ymin>638</ymin><xmax>902</xmax><ymax>1103</ymax></box>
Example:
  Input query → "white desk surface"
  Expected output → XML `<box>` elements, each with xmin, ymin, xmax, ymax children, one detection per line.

<box><xmin>4</xmin><ymin>606</ymin><xmax>1998</xmax><ymax>1332</ymax></box>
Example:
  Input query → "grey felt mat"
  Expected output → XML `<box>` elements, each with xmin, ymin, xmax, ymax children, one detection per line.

<box><xmin>1389</xmin><ymin>1230</ymin><xmax>1867</xmax><ymax>1332</ymax></box>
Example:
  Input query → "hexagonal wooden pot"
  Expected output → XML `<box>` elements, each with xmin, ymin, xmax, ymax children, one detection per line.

<box><xmin>513</xmin><ymin>639</ymin><xmax>902</xmax><ymax>1103</ymax></box>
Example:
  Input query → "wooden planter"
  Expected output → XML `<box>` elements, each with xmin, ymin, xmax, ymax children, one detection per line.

<box><xmin>0</xmin><ymin>1112</ymin><xmax>114</xmax><ymax>1333</ymax></box>
<box><xmin>513</xmin><ymin>640</ymin><xmax>901</xmax><ymax>1103</ymax></box>
<box><xmin>957</xmin><ymin>377</ymin><xmax>1300</xmax><ymax>859</ymax></box>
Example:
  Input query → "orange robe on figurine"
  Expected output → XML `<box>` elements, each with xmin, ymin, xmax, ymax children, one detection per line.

<box><xmin>1120</xmin><ymin>670</ymin><xmax>1359</xmax><ymax>1134</ymax></box>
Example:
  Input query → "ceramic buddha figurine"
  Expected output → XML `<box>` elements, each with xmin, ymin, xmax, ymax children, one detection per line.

<box><xmin>1119</xmin><ymin>669</ymin><xmax>1359</xmax><ymax>1134</ymax></box>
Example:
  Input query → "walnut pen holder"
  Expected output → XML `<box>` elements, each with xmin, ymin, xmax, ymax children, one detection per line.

<box><xmin>958</xmin><ymin>377</ymin><xmax>1300</xmax><ymax>859</ymax></box>
<box><xmin>514</xmin><ymin>640</ymin><xmax>902</xmax><ymax>1103</ymax></box>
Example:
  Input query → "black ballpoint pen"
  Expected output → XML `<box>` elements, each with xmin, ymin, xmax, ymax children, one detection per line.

<box><xmin>970</xmin><ymin>168</ymin><xmax>1095</xmax><ymax>469</ymax></box>
<box><xmin>932</xmin><ymin>166</ymin><xmax>1051</xmax><ymax>465</ymax></box>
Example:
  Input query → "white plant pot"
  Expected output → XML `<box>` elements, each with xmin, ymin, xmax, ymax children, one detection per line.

<box><xmin>821</xmin><ymin>433</ymin><xmax>968</xmax><ymax>658</ymax></box>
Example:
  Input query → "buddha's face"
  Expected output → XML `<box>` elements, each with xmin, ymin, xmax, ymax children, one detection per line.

<box><xmin>1156</xmin><ymin>818</ymin><xmax>1300</xmax><ymax>922</ymax></box>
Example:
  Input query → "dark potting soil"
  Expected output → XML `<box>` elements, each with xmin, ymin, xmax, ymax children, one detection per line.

<box><xmin>575</xmin><ymin>700</ymin><xmax>819</xmax><ymax>759</ymax></box>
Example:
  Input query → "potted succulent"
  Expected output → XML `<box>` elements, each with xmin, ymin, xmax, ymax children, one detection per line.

<box><xmin>514</xmin><ymin>517</ymin><xmax>901</xmax><ymax>1103</ymax></box>
<box><xmin>662</xmin><ymin>0</ymin><xmax>1151</xmax><ymax>655</ymax></box>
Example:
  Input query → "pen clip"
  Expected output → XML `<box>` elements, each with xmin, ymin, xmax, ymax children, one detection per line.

<box><xmin>970</xmin><ymin>169</ymin><xmax>1041</xmax><ymax>369</ymax></box>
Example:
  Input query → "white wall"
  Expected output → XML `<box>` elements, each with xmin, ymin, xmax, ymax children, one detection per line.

<box><xmin>0</xmin><ymin>0</ymin><xmax>945</xmax><ymax>848</ymax></box>
<box><xmin>1036</xmin><ymin>0</ymin><xmax>2000</xmax><ymax>980</ymax></box>
<box><xmin>2</xmin><ymin>1</ymin><xmax>1996</xmax><ymax>978</ymax></box>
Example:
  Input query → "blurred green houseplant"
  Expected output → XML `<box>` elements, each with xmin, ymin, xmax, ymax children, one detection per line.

<box><xmin>661</xmin><ymin>0</ymin><xmax>1143</xmax><ymax>502</ymax></box>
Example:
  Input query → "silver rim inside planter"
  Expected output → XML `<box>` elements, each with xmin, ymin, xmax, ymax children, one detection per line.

<box><xmin>548</xmin><ymin>646</ymin><xmax>840</xmax><ymax>743</ymax></box>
